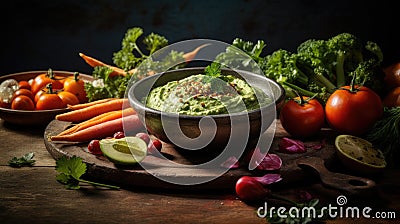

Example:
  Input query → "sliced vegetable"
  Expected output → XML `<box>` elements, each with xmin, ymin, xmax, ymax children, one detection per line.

<box><xmin>100</xmin><ymin>137</ymin><xmax>147</xmax><ymax>165</ymax></box>
<box><xmin>335</xmin><ymin>135</ymin><xmax>386</xmax><ymax>174</ymax></box>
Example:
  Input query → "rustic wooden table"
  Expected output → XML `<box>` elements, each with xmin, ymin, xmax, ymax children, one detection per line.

<box><xmin>1</xmin><ymin>119</ymin><xmax>399</xmax><ymax>224</ymax></box>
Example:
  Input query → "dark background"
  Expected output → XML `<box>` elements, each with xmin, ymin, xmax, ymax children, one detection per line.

<box><xmin>1</xmin><ymin>0</ymin><xmax>397</xmax><ymax>76</ymax></box>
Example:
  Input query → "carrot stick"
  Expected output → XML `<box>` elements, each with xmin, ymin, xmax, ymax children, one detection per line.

<box><xmin>80</xmin><ymin>44</ymin><xmax>208</xmax><ymax>78</ymax></box>
<box><xmin>56</xmin><ymin>98</ymin><xmax>129</xmax><ymax>122</ymax></box>
<box><xmin>57</xmin><ymin>108</ymin><xmax>136</xmax><ymax>136</ymax></box>
<box><xmin>183</xmin><ymin>43</ymin><xmax>210</xmax><ymax>62</ymax></box>
<box><xmin>57</xmin><ymin>110</ymin><xmax>119</xmax><ymax>136</ymax></box>
<box><xmin>79</xmin><ymin>53</ymin><xmax>127</xmax><ymax>77</ymax></box>
<box><xmin>50</xmin><ymin>114</ymin><xmax>144</xmax><ymax>142</ymax></box>
<box><xmin>67</xmin><ymin>98</ymin><xmax>116</xmax><ymax>110</ymax></box>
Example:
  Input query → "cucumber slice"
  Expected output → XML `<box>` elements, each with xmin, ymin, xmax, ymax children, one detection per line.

<box><xmin>100</xmin><ymin>137</ymin><xmax>147</xmax><ymax>165</ymax></box>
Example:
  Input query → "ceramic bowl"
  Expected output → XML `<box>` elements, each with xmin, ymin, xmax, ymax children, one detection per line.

<box><xmin>128</xmin><ymin>67</ymin><xmax>285</xmax><ymax>153</ymax></box>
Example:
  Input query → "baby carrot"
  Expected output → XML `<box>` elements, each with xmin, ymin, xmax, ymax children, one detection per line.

<box><xmin>67</xmin><ymin>98</ymin><xmax>116</xmax><ymax>110</ymax></box>
<box><xmin>50</xmin><ymin>115</ymin><xmax>144</xmax><ymax>142</ymax></box>
<box><xmin>56</xmin><ymin>98</ymin><xmax>129</xmax><ymax>122</ymax></box>
<box><xmin>57</xmin><ymin>108</ymin><xmax>136</xmax><ymax>136</ymax></box>
<box><xmin>79</xmin><ymin>53</ymin><xmax>127</xmax><ymax>77</ymax></box>
<box><xmin>183</xmin><ymin>43</ymin><xmax>210</xmax><ymax>62</ymax></box>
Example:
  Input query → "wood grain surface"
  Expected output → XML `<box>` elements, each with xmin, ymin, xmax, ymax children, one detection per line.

<box><xmin>1</xmin><ymin>119</ymin><xmax>399</xmax><ymax>224</ymax></box>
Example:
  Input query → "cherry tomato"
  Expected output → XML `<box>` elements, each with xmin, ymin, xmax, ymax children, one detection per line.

<box><xmin>235</xmin><ymin>176</ymin><xmax>270</xmax><ymax>202</ymax></box>
<box><xmin>57</xmin><ymin>91</ymin><xmax>79</xmax><ymax>106</ymax></box>
<box><xmin>31</xmin><ymin>69</ymin><xmax>63</xmax><ymax>95</ymax></box>
<box><xmin>148</xmin><ymin>139</ymin><xmax>162</xmax><ymax>154</ymax></box>
<box><xmin>34</xmin><ymin>89</ymin><xmax>45</xmax><ymax>103</ymax></box>
<box><xmin>383</xmin><ymin>62</ymin><xmax>400</xmax><ymax>89</ymax></box>
<box><xmin>12</xmin><ymin>89</ymin><xmax>34</xmax><ymax>102</ymax></box>
<box><xmin>18</xmin><ymin>80</ymin><xmax>31</xmax><ymax>90</ymax></box>
<box><xmin>63</xmin><ymin>72</ymin><xmax>88</xmax><ymax>103</ymax></box>
<box><xmin>383</xmin><ymin>87</ymin><xmax>400</xmax><ymax>107</ymax></box>
<box><xmin>136</xmin><ymin>132</ymin><xmax>151</xmax><ymax>144</ymax></box>
<box><xmin>325</xmin><ymin>85</ymin><xmax>383</xmax><ymax>135</ymax></box>
<box><xmin>11</xmin><ymin>95</ymin><xmax>35</xmax><ymax>110</ymax></box>
<box><xmin>35</xmin><ymin>84</ymin><xmax>66</xmax><ymax>110</ymax></box>
<box><xmin>88</xmin><ymin>140</ymin><xmax>102</xmax><ymax>155</ymax></box>
<box><xmin>113</xmin><ymin>131</ymin><xmax>125</xmax><ymax>139</ymax></box>
<box><xmin>279</xmin><ymin>96</ymin><xmax>325</xmax><ymax>138</ymax></box>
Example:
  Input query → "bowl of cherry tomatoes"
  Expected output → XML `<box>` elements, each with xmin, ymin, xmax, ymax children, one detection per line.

<box><xmin>0</xmin><ymin>70</ymin><xmax>93</xmax><ymax>126</ymax></box>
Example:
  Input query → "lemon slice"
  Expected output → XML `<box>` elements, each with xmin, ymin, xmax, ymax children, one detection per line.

<box><xmin>335</xmin><ymin>135</ymin><xmax>386</xmax><ymax>174</ymax></box>
<box><xmin>100</xmin><ymin>137</ymin><xmax>147</xmax><ymax>165</ymax></box>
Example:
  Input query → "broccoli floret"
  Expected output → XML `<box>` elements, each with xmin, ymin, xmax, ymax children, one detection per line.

<box><xmin>326</xmin><ymin>33</ymin><xmax>364</xmax><ymax>87</ymax></box>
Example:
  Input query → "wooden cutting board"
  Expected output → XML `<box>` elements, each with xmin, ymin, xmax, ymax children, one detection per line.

<box><xmin>44</xmin><ymin>119</ymin><xmax>375</xmax><ymax>194</ymax></box>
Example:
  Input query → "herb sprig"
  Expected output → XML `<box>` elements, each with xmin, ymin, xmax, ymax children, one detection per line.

<box><xmin>55</xmin><ymin>155</ymin><xmax>119</xmax><ymax>190</ymax></box>
<box><xmin>8</xmin><ymin>152</ymin><xmax>36</xmax><ymax>168</ymax></box>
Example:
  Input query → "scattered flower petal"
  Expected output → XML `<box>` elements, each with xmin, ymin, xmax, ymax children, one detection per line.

<box><xmin>279</xmin><ymin>137</ymin><xmax>306</xmax><ymax>153</ymax></box>
<box><xmin>220</xmin><ymin>156</ymin><xmax>240</xmax><ymax>169</ymax></box>
<box><xmin>255</xmin><ymin>153</ymin><xmax>282</xmax><ymax>171</ymax></box>
<box><xmin>253</xmin><ymin>173</ymin><xmax>282</xmax><ymax>186</ymax></box>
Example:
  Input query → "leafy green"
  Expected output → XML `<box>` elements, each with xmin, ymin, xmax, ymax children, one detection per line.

<box><xmin>84</xmin><ymin>27</ymin><xmax>185</xmax><ymax>101</ymax></box>
<box><xmin>55</xmin><ymin>155</ymin><xmax>119</xmax><ymax>190</ymax></box>
<box><xmin>112</xmin><ymin>27</ymin><xmax>168</xmax><ymax>71</ymax></box>
<box><xmin>8</xmin><ymin>152</ymin><xmax>35</xmax><ymax>168</ymax></box>
<box><xmin>204</xmin><ymin>62</ymin><xmax>222</xmax><ymax>78</ymax></box>
<box><xmin>216</xmin><ymin>33</ymin><xmax>385</xmax><ymax>103</ymax></box>
<box><xmin>84</xmin><ymin>66</ymin><xmax>132</xmax><ymax>102</ymax></box>
<box><xmin>366</xmin><ymin>107</ymin><xmax>400</xmax><ymax>167</ymax></box>
<box><xmin>215</xmin><ymin>38</ymin><xmax>266</xmax><ymax>71</ymax></box>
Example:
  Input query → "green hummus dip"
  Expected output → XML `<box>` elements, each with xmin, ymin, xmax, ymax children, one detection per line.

<box><xmin>145</xmin><ymin>74</ymin><xmax>271</xmax><ymax>115</ymax></box>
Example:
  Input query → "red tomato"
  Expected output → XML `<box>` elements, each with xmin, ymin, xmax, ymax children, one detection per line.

<box><xmin>18</xmin><ymin>80</ymin><xmax>31</xmax><ymax>90</ymax></box>
<box><xmin>12</xmin><ymin>89</ymin><xmax>34</xmax><ymax>102</ymax></box>
<box><xmin>325</xmin><ymin>85</ymin><xmax>383</xmax><ymax>135</ymax></box>
<box><xmin>383</xmin><ymin>62</ymin><xmax>400</xmax><ymax>89</ymax></box>
<box><xmin>235</xmin><ymin>176</ymin><xmax>270</xmax><ymax>202</ymax></box>
<box><xmin>11</xmin><ymin>95</ymin><xmax>35</xmax><ymax>110</ymax></box>
<box><xmin>383</xmin><ymin>87</ymin><xmax>400</xmax><ymax>107</ymax></box>
<box><xmin>63</xmin><ymin>73</ymin><xmax>88</xmax><ymax>103</ymax></box>
<box><xmin>279</xmin><ymin>96</ymin><xmax>325</xmax><ymax>138</ymax></box>
<box><xmin>34</xmin><ymin>89</ymin><xmax>45</xmax><ymax>103</ymax></box>
<box><xmin>36</xmin><ymin>86</ymin><xmax>66</xmax><ymax>110</ymax></box>
<box><xmin>57</xmin><ymin>91</ymin><xmax>79</xmax><ymax>106</ymax></box>
<box><xmin>31</xmin><ymin>70</ymin><xmax>63</xmax><ymax>95</ymax></box>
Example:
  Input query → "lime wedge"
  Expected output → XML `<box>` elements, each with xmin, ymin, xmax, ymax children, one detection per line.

<box><xmin>335</xmin><ymin>135</ymin><xmax>386</xmax><ymax>174</ymax></box>
<box><xmin>100</xmin><ymin>137</ymin><xmax>147</xmax><ymax>165</ymax></box>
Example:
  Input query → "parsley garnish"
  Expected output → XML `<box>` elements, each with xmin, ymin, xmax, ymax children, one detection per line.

<box><xmin>8</xmin><ymin>152</ymin><xmax>35</xmax><ymax>168</ymax></box>
<box><xmin>55</xmin><ymin>155</ymin><xmax>119</xmax><ymax>190</ymax></box>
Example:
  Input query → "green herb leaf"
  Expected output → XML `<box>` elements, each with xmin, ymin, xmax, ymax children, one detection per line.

<box><xmin>55</xmin><ymin>155</ymin><xmax>119</xmax><ymax>190</ymax></box>
<box><xmin>205</xmin><ymin>62</ymin><xmax>221</xmax><ymax>78</ymax></box>
<box><xmin>8</xmin><ymin>152</ymin><xmax>35</xmax><ymax>168</ymax></box>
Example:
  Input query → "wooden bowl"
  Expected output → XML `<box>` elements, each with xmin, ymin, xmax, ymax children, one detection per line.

<box><xmin>0</xmin><ymin>71</ymin><xmax>93</xmax><ymax>126</ymax></box>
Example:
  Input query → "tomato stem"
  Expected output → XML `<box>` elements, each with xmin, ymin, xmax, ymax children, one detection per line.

<box><xmin>73</xmin><ymin>72</ymin><xmax>80</xmax><ymax>81</ymax></box>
